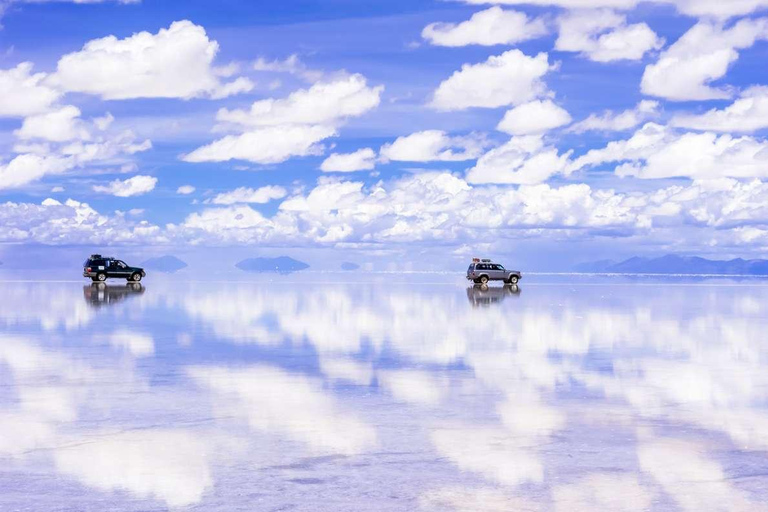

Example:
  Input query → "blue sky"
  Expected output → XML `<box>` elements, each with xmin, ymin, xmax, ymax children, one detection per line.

<box><xmin>1</xmin><ymin>0</ymin><xmax>768</xmax><ymax>269</ymax></box>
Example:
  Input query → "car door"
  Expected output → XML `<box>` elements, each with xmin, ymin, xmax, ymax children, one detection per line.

<box><xmin>490</xmin><ymin>264</ymin><xmax>504</xmax><ymax>280</ymax></box>
<box><xmin>112</xmin><ymin>260</ymin><xmax>131</xmax><ymax>278</ymax></box>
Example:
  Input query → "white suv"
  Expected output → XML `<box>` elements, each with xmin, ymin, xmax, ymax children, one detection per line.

<box><xmin>467</xmin><ymin>259</ymin><xmax>521</xmax><ymax>285</ymax></box>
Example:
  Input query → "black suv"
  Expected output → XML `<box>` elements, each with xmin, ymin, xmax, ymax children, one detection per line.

<box><xmin>83</xmin><ymin>254</ymin><xmax>146</xmax><ymax>282</ymax></box>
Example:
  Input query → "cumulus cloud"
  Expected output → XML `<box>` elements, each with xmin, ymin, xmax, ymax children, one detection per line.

<box><xmin>466</xmin><ymin>136</ymin><xmax>573</xmax><ymax>184</ymax></box>
<box><xmin>497</xmin><ymin>100</ymin><xmax>572</xmax><ymax>135</ymax></box>
<box><xmin>208</xmin><ymin>185</ymin><xmax>287</xmax><ymax>205</ymax></box>
<box><xmin>0</xmin><ymin>198</ymin><xmax>167</xmax><ymax>245</ymax></box>
<box><xmin>14</xmin><ymin>105</ymin><xmax>91</xmax><ymax>142</ymax></box>
<box><xmin>182</xmin><ymin>125</ymin><xmax>336</xmax><ymax>164</ymax></box>
<box><xmin>461</xmin><ymin>0</ymin><xmax>768</xmax><ymax>19</ymax></box>
<box><xmin>430</xmin><ymin>50</ymin><xmax>553</xmax><ymax>111</ymax></box>
<box><xmin>422</xmin><ymin>7</ymin><xmax>548</xmax><ymax>47</ymax></box>
<box><xmin>0</xmin><ymin>124</ymin><xmax>152</xmax><ymax>189</ymax></box>
<box><xmin>92</xmin><ymin>175</ymin><xmax>157</xmax><ymax>197</ymax></box>
<box><xmin>0</xmin><ymin>154</ymin><xmax>72</xmax><ymax>190</ymax></box>
<box><xmin>176</xmin><ymin>185</ymin><xmax>195</xmax><ymax>195</ymax></box>
<box><xmin>670</xmin><ymin>86</ymin><xmax>768</xmax><ymax>132</ymax></box>
<box><xmin>0</xmin><ymin>63</ymin><xmax>61</xmax><ymax>117</ymax></box>
<box><xmin>569</xmin><ymin>100</ymin><xmax>660</xmax><ymax>133</ymax></box>
<box><xmin>6</xmin><ymin>173</ymin><xmax>768</xmax><ymax>250</ymax></box>
<box><xmin>380</xmin><ymin>130</ymin><xmax>488</xmax><ymax>162</ymax></box>
<box><xmin>555</xmin><ymin>9</ymin><xmax>664</xmax><ymax>62</ymax></box>
<box><xmin>216</xmin><ymin>74</ymin><xmax>382</xmax><ymax>128</ymax></box>
<box><xmin>186</xmin><ymin>75</ymin><xmax>381</xmax><ymax>165</ymax></box>
<box><xmin>570</xmin><ymin>122</ymin><xmax>768</xmax><ymax>179</ymax></box>
<box><xmin>642</xmin><ymin>19</ymin><xmax>768</xmax><ymax>101</ymax></box>
<box><xmin>320</xmin><ymin>148</ymin><xmax>377</xmax><ymax>172</ymax></box>
<box><xmin>51</xmin><ymin>20</ymin><xmax>253</xmax><ymax>100</ymax></box>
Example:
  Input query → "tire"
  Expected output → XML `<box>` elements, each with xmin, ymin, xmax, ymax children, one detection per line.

<box><xmin>508</xmin><ymin>275</ymin><xmax>519</xmax><ymax>285</ymax></box>
<box><xmin>97</xmin><ymin>273</ymin><xmax>107</xmax><ymax>282</ymax></box>
<box><xmin>130</xmin><ymin>273</ymin><xmax>142</xmax><ymax>282</ymax></box>
<box><xmin>479</xmin><ymin>275</ymin><xmax>489</xmax><ymax>284</ymax></box>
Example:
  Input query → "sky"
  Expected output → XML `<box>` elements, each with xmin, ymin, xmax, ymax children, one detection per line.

<box><xmin>0</xmin><ymin>0</ymin><xmax>768</xmax><ymax>269</ymax></box>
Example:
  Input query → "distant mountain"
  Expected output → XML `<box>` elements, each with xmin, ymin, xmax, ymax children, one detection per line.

<box><xmin>340</xmin><ymin>262</ymin><xmax>360</xmax><ymax>271</ymax></box>
<box><xmin>140</xmin><ymin>255</ymin><xmax>188</xmax><ymax>273</ymax></box>
<box><xmin>573</xmin><ymin>259</ymin><xmax>616</xmax><ymax>273</ymax></box>
<box><xmin>575</xmin><ymin>255</ymin><xmax>768</xmax><ymax>275</ymax></box>
<box><xmin>236</xmin><ymin>256</ymin><xmax>309</xmax><ymax>274</ymax></box>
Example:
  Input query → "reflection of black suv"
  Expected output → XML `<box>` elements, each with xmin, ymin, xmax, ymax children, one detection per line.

<box><xmin>83</xmin><ymin>254</ymin><xmax>146</xmax><ymax>282</ymax></box>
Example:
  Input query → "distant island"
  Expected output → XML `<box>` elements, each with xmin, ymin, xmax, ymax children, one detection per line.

<box><xmin>340</xmin><ymin>262</ymin><xmax>360</xmax><ymax>271</ymax></box>
<box><xmin>575</xmin><ymin>255</ymin><xmax>768</xmax><ymax>275</ymax></box>
<box><xmin>140</xmin><ymin>255</ymin><xmax>188</xmax><ymax>273</ymax></box>
<box><xmin>236</xmin><ymin>256</ymin><xmax>309</xmax><ymax>274</ymax></box>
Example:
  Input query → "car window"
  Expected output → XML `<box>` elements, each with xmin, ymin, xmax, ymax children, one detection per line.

<box><xmin>467</xmin><ymin>265</ymin><xmax>474</xmax><ymax>272</ymax></box>
<box><xmin>496</xmin><ymin>264</ymin><xmax>504</xmax><ymax>270</ymax></box>
<box><xmin>117</xmin><ymin>261</ymin><xmax>127</xmax><ymax>268</ymax></box>
<box><xmin>478</xmin><ymin>264</ymin><xmax>488</xmax><ymax>270</ymax></box>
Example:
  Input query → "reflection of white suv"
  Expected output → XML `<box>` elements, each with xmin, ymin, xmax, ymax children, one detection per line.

<box><xmin>466</xmin><ymin>259</ymin><xmax>522</xmax><ymax>285</ymax></box>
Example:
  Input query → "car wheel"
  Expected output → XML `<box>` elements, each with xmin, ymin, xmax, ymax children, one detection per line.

<box><xmin>97</xmin><ymin>273</ymin><xmax>107</xmax><ymax>282</ymax></box>
<box><xmin>508</xmin><ymin>275</ymin><xmax>519</xmax><ymax>285</ymax></box>
<box><xmin>130</xmin><ymin>273</ymin><xmax>142</xmax><ymax>282</ymax></box>
<box><xmin>479</xmin><ymin>275</ymin><xmax>489</xmax><ymax>284</ymax></box>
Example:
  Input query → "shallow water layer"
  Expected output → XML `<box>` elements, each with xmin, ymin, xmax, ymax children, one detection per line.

<box><xmin>1</xmin><ymin>277</ymin><xmax>768</xmax><ymax>511</ymax></box>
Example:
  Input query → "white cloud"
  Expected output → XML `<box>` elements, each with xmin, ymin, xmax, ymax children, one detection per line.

<box><xmin>14</xmin><ymin>105</ymin><xmax>91</xmax><ymax>142</ymax></box>
<box><xmin>186</xmin><ymin>75</ymin><xmax>380</xmax><ymax>165</ymax></box>
<box><xmin>182</xmin><ymin>125</ymin><xmax>336</xmax><ymax>164</ymax></box>
<box><xmin>0</xmin><ymin>63</ymin><xmax>61</xmax><ymax>117</ymax></box>
<box><xmin>670</xmin><ymin>86</ymin><xmax>768</xmax><ymax>132</ymax></box>
<box><xmin>6</xmin><ymin>172</ymin><xmax>768</xmax><ymax>249</ymax></box>
<box><xmin>467</xmin><ymin>136</ymin><xmax>573</xmax><ymax>184</ymax></box>
<box><xmin>252</xmin><ymin>54</ymin><xmax>324</xmax><ymax>82</ymax></box>
<box><xmin>51</xmin><ymin>20</ymin><xmax>253</xmax><ymax>100</ymax></box>
<box><xmin>108</xmin><ymin>331</ymin><xmax>154</xmax><ymax>357</ymax></box>
<box><xmin>497</xmin><ymin>100</ymin><xmax>572</xmax><ymax>135</ymax></box>
<box><xmin>553</xmin><ymin>474</ymin><xmax>654</xmax><ymax>511</ymax></box>
<box><xmin>188</xmin><ymin>365</ymin><xmax>378</xmax><ymax>455</ymax></box>
<box><xmin>669</xmin><ymin>0</ymin><xmax>768</xmax><ymax>19</ymax></box>
<box><xmin>92</xmin><ymin>175</ymin><xmax>157</xmax><ymax>197</ymax></box>
<box><xmin>4</xmin><ymin>125</ymin><xmax>148</xmax><ymax>192</ymax></box>
<box><xmin>461</xmin><ymin>0</ymin><xmax>768</xmax><ymax>19</ymax></box>
<box><xmin>0</xmin><ymin>154</ymin><xmax>72</xmax><ymax>190</ymax></box>
<box><xmin>176</xmin><ymin>185</ymin><xmax>195</xmax><ymax>195</ymax></box>
<box><xmin>216</xmin><ymin>74</ymin><xmax>382</xmax><ymax>128</ymax></box>
<box><xmin>555</xmin><ymin>9</ymin><xmax>664</xmax><ymax>62</ymax></box>
<box><xmin>569</xmin><ymin>100</ymin><xmax>660</xmax><ymax>133</ymax></box>
<box><xmin>54</xmin><ymin>429</ymin><xmax>212</xmax><ymax>508</ymax></box>
<box><xmin>422</xmin><ymin>7</ymin><xmax>548</xmax><ymax>47</ymax></box>
<box><xmin>380</xmin><ymin>130</ymin><xmax>488</xmax><ymax>162</ymax></box>
<box><xmin>320</xmin><ymin>148</ymin><xmax>377</xmax><ymax>172</ymax></box>
<box><xmin>0</xmin><ymin>198</ymin><xmax>168</xmax><ymax>245</ymax></box>
<box><xmin>209</xmin><ymin>185</ymin><xmax>287</xmax><ymax>205</ymax></box>
<box><xmin>430</xmin><ymin>50</ymin><xmax>552</xmax><ymax>111</ymax></box>
<box><xmin>570</xmin><ymin>122</ymin><xmax>768</xmax><ymax>179</ymax></box>
<box><xmin>642</xmin><ymin>19</ymin><xmax>768</xmax><ymax>101</ymax></box>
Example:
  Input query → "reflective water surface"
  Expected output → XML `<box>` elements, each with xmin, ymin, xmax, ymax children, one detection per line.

<box><xmin>2</xmin><ymin>277</ymin><xmax>768</xmax><ymax>511</ymax></box>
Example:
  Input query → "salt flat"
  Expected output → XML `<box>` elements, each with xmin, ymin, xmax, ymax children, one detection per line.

<box><xmin>1</xmin><ymin>275</ymin><xmax>767</xmax><ymax>511</ymax></box>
